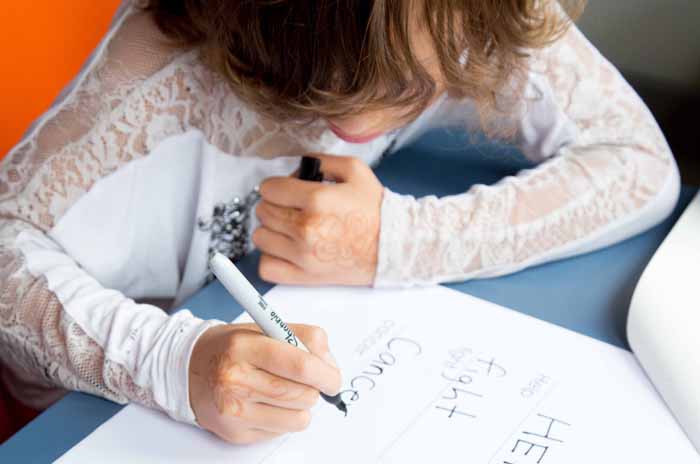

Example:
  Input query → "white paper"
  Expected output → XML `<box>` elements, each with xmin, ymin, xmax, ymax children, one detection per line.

<box><xmin>628</xmin><ymin>190</ymin><xmax>700</xmax><ymax>452</ymax></box>
<box><xmin>57</xmin><ymin>285</ymin><xmax>698</xmax><ymax>463</ymax></box>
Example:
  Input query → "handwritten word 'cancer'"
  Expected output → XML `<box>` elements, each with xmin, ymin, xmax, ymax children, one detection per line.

<box><xmin>339</xmin><ymin>337</ymin><xmax>422</xmax><ymax>404</ymax></box>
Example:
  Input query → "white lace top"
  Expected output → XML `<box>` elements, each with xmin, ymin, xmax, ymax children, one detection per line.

<box><xmin>0</xmin><ymin>2</ymin><xmax>679</xmax><ymax>426</ymax></box>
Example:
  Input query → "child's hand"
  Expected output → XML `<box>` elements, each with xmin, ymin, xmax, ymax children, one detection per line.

<box><xmin>255</xmin><ymin>155</ymin><xmax>384</xmax><ymax>286</ymax></box>
<box><xmin>189</xmin><ymin>323</ymin><xmax>341</xmax><ymax>444</ymax></box>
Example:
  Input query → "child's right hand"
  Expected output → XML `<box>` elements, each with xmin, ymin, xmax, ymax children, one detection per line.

<box><xmin>188</xmin><ymin>323</ymin><xmax>342</xmax><ymax>444</ymax></box>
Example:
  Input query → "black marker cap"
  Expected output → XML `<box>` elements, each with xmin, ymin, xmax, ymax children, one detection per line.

<box><xmin>299</xmin><ymin>156</ymin><xmax>324</xmax><ymax>182</ymax></box>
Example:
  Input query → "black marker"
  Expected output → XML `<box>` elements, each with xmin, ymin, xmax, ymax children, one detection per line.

<box><xmin>298</xmin><ymin>156</ymin><xmax>324</xmax><ymax>182</ymax></box>
<box><xmin>210</xmin><ymin>253</ymin><xmax>348</xmax><ymax>416</ymax></box>
<box><xmin>295</xmin><ymin>156</ymin><xmax>348</xmax><ymax>415</ymax></box>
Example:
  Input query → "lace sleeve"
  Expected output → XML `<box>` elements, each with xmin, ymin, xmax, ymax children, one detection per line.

<box><xmin>0</xmin><ymin>219</ymin><xmax>217</xmax><ymax>422</ymax></box>
<box><xmin>373</xmin><ymin>22</ymin><xmax>680</xmax><ymax>287</ymax></box>
<box><xmin>0</xmin><ymin>5</ymin><xmax>222</xmax><ymax>424</ymax></box>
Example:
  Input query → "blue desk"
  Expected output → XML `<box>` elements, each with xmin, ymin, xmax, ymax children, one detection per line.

<box><xmin>2</xmin><ymin>129</ymin><xmax>696</xmax><ymax>463</ymax></box>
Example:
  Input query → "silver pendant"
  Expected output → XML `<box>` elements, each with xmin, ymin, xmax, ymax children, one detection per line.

<box><xmin>198</xmin><ymin>186</ymin><xmax>261</xmax><ymax>282</ymax></box>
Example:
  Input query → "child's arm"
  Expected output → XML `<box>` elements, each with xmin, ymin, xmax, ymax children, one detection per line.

<box><xmin>0</xmin><ymin>11</ymin><xmax>341</xmax><ymax>438</ymax></box>
<box><xmin>0</xmin><ymin>8</ymin><xmax>217</xmax><ymax>424</ymax></box>
<box><xmin>0</xmin><ymin>216</ymin><xmax>221</xmax><ymax>423</ymax></box>
<box><xmin>0</xmin><ymin>216</ymin><xmax>342</xmax><ymax>440</ymax></box>
<box><xmin>372</xmin><ymin>21</ymin><xmax>679</xmax><ymax>286</ymax></box>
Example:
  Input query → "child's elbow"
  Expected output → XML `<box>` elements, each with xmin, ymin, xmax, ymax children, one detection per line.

<box><xmin>641</xmin><ymin>154</ymin><xmax>681</xmax><ymax>229</ymax></box>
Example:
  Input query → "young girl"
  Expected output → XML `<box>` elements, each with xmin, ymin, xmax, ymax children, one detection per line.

<box><xmin>0</xmin><ymin>0</ymin><xmax>678</xmax><ymax>445</ymax></box>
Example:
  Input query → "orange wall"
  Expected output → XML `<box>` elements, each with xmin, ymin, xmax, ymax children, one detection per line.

<box><xmin>0</xmin><ymin>1</ymin><xmax>123</xmax><ymax>158</ymax></box>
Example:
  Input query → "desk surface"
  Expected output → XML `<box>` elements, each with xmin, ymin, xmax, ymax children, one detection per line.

<box><xmin>2</xmin><ymin>129</ymin><xmax>697</xmax><ymax>463</ymax></box>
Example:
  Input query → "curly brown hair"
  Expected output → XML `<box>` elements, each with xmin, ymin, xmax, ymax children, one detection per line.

<box><xmin>146</xmin><ymin>0</ymin><xmax>584</xmax><ymax>127</ymax></box>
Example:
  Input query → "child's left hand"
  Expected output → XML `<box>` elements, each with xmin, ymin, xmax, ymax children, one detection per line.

<box><xmin>254</xmin><ymin>154</ymin><xmax>384</xmax><ymax>286</ymax></box>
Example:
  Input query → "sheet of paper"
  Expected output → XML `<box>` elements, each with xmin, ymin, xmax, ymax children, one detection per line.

<box><xmin>57</xmin><ymin>285</ymin><xmax>698</xmax><ymax>463</ymax></box>
<box><xmin>628</xmin><ymin>190</ymin><xmax>700</xmax><ymax>452</ymax></box>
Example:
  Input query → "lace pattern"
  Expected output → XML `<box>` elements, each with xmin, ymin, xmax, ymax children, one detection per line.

<box><xmin>0</xmin><ymin>220</ymin><xmax>157</xmax><ymax>410</ymax></box>
<box><xmin>373</xmin><ymin>24</ymin><xmax>676</xmax><ymax>286</ymax></box>
<box><xmin>0</xmin><ymin>4</ymin><xmax>337</xmax><ymax>416</ymax></box>
<box><xmin>0</xmin><ymin>9</ymin><xmax>330</xmax><ymax>231</ymax></box>
<box><xmin>0</xmin><ymin>5</ymin><xmax>206</xmax><ymax>414</ymax></box>
<box><xmin>0</xmin><ymin>2</ymin><xmax>678</xmax><ymax>422</ymax></box>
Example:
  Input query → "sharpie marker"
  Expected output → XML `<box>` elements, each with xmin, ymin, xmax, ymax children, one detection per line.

<box><xmin>298</xmin><ymin>155</ymin><xmax>324</xmax><ymax>182</ymax></box>
<box><xmin>209</xmin><ymin>252</ymin><xmax>348</xmax><ymax>416</ymax></box>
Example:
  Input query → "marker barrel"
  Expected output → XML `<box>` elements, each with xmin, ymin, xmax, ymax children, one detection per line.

<box><xmin>210</xmin><ymin>253</ymin><xmax>306</xmax><ymax>350</ymax></box>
